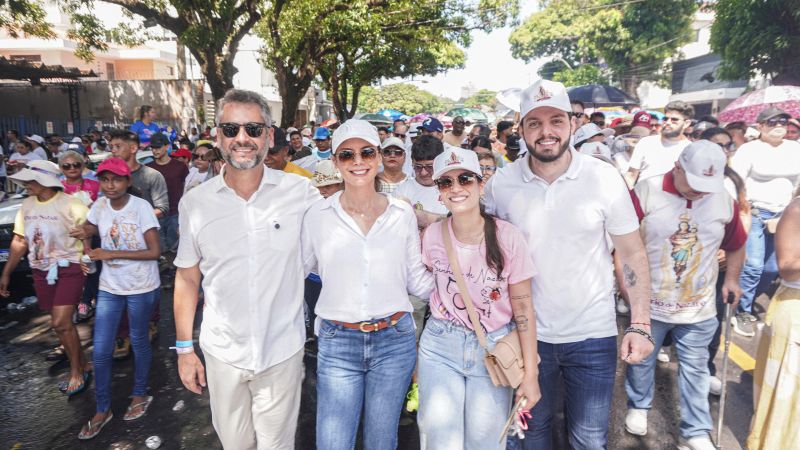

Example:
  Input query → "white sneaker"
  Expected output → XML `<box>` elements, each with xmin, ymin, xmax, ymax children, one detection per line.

<box><xmin>616</xmin><ymin>296</ymin><xmax>630</xmax><ymax>315</ymax></box>
<box><xmin>708</xmin><ymin>375</ymin><xmax>722</xmax><ymax>396</ymax></box>
<box><xmin>624</xmin><ymin>408</ymin><xmax>648</xmax><ymax>436</ymax></box>
<box><xmin>678</xmin><ymin>434</ymin><xmax>716</xmax><ymax>450</ymax></box>
<box><xmin>657</xmin><ymin>348</ymin><xmax>670</xmax><ymax>363</ymax></box>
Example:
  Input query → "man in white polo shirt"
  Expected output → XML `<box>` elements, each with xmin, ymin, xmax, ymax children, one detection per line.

<box><xmin>729</xmin><ymin>106</ymin><xmax>800</xmax><ymax>336</ymax></box>
<box><xmin>626</xmin><ymin>101</ymin><xmax>693</xmax><ymax>186</ymax></box>
<box><xmin>485</xmin><ymin>79</ymin><xmax>654</xmax><ymax>449</ymax></box>
<box><xmin>625</xmin><ymin>140</ymin><xmax>746</xmax><ymax>450</ymax></box>
<box><xmin>173</xmin><ymin>89</ymin><xmax>321</xmax><ymax>449</ymax></box>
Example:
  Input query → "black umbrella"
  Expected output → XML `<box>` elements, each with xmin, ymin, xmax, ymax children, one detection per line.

<box><xmin>566</xmin><ymin>84</ymin><xmax>638</xmax><ymax>107</ymax></box>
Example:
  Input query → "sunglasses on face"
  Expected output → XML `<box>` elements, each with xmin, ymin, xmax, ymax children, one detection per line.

<box><xmin>60</xmin><ymin>162</ymin><xmax>83</xmax><ymax>170</ymax></box>
<box><xmin>393</xmin><ymin>133</ymin><xmax>406</xmax><ymax>139</ymax></box>
<box><xmin>218</xmin><ymin>122</ymin><xmax>267</xmax><ymax>138</ymax></box>
<box><xmin>192</xmin><ymin>153</ymin><xmax>208</xmax><ymax>160</ymax></box>
<box><xmin>572</xmin><ymin>112</ymin><xmax>585</xmax><ymax>119</ymax></box>
<box><xmin>382</xmin><ymin>148</ymin><xmax>405</xmax><ymax>157</ymax></box>
<box><xmin>435</xmin><ymin>172</ymin><xmax>481</xmax><ymax>190</ymax></box>
<box><xmin>336</xmin><ymin>147</ymin><xmax>378</xmax><ymax>162</ymax></box>
<box><xmin>663</xmin><ymin>116</ymin><xmax>683</xmax><ymax>123</ymax></box>
<box><xmin>765</xmin><ymin>117</ymin><xmax>788</xmax><ymax>127</ymax></box>
<box><xmin>413</xmin><ymin>163</ymin><xmax>434</xmax><ymax>173</ymax></box>
<box><xmin>716</xmin><ymin>141</ymin><xmax>735</xmax><ymax>151</ymax></box>
<box><xmin>453</xmin><ymin>121</ymin><xmax>465</xmax><ymax>125</ymax></box>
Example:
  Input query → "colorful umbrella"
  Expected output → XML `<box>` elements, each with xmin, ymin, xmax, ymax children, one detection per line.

<box><xmin>718</xmin><ymin>85</ymin><xmax>800</xmax><ymax>124</ymax></box>
<box><xmin>377</xmin><ymin>109</ymin><xmax>405</xmax><ymax>120</ymax></box>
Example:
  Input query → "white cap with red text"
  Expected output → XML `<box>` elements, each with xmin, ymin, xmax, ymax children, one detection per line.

<box><xmin>678</xmin><ymin>139</ymin><xmax>727</xmax><ymax>193</ymax></box>
<box><xmin>432</xmin><ymin>146</ymin><xmax>481</xmax><ymax>180</ymax></box>
<box><xmin>520</xmin><ymin>79</ymin><xmax>572</xmax><ymax>118</ymax></box>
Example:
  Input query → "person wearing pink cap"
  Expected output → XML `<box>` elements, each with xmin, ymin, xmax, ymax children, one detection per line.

<box><xmin>625</xmin><ymin>141</ymin><xmax>746</xmax><ymax>450</ymax></box>
<box><xmin>301</xmin><ymin>119</ymin><xmax>432</xmax><ymax>450</ymax></box>
<box><xmin>485</xmin><ymin>79</ymin><xmax>654</xmax><ymax>449</ymax></box>
<box><xmin>75</xmin><ymin>157</ymin><xmax>162</xmax><ymax>439</ymax></box>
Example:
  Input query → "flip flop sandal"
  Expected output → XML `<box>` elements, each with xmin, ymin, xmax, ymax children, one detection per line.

<box><xmin>59</xmin><ymin>370</ymin><xmax>92</xmax><ymax>393</ymax></box>
<box><xmin>123</xmin><ymin>395</ymin><xmax>154</xmax><ymax>421</ymax></box>
<box><xmin>78</xmin><ymin>412</ymin><xmax>113</xmax><ymax>440</ymax></box>
<box><xmin>66</xmin><ymin>371</ymin><xmax>92</xmax><ymax>398</ymax></box>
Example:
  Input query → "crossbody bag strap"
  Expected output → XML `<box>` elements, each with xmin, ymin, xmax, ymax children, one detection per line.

<box><xmin>442</xmin><ymin>218</ymin><xmax>490</xmax><ymax>350</ymax></box>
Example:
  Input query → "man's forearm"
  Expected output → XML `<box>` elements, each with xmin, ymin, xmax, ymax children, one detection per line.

<box><xmin>618</xmin><ymin>248</ymin><xmax>651</xmax><ymax>324</ymax></box>
<box><xmin>174</xmin><ymin>266</ymin><xmax>201</xmax><ymax>342</ymax></box>
<box><xmin>724</xmin><ymin>245</ymin><xmax>746</xmax><ymax>285</ymax></box>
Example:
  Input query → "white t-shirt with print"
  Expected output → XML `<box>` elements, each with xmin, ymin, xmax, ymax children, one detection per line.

<box><xmin>393</xmin><ymin>177</ymin><xmax>448</xmax><ymax>215</ymax></box>
<box><xmin>628</xmin><ymin>135</ymin><xmax>690</xmax><ymax>183</ymax></box>
<box><xmin>87</xmin><ymin>195</ymin><xmax>161</xmax><ymax>295</ymax></box>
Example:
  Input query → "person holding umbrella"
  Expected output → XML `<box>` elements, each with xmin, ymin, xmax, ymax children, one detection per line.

<box><xmin>729</xmin><ymin>107</ymin><xmax>800</xmax><ymax>337</ymax></box>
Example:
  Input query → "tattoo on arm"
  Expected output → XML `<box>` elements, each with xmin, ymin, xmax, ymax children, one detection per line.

<box><xmin>623</xmin><ymin>264</ymin><xmax>637</xmax><ymax>288</ymax></box>
<box><xmin>514</xmin><ymin>314</ymin><xmax>529</xmax><ymax>332</ymax></box>
<box><xmin>511</xmin><ymin>294</ymin><xmax>531</xmax><ymax>301</ymax></box>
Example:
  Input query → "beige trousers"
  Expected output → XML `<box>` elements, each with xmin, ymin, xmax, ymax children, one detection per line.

<box><xmin>204</xmin><ymin>349</ymin><xmax>304</xmax><ymax>450</ymax></box>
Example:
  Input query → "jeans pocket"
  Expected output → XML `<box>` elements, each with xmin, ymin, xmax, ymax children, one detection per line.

<box><xmin>391</xmin><ymin>313</ymin><xmax>415</xmax><ymax>335</ymax></box>
<box><xmin>423</xmin><ymin>318</ymin><xmax>445</xmax><ymax>336</ymax></box>
<box><xmin>318</xmin><ymin>320</ymin><xmax>338</xmax><ymax>339</ymax></box>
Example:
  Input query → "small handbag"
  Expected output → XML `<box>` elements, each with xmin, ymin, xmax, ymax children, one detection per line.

<box><xmin>442</xmin><ymin>219</ymin><xmax>525</xmax><ymax>388</ymax></box>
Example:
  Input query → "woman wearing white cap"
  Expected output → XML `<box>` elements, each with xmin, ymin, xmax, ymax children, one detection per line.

<box><xmin>301</xmin><ymin>119</ymin><xmax>433</xmax><ymax>450</ymax></box>
<box><xmin>417</xmin><ymin>146</ymin><xmax>541</xmax><ymax>449</ymax></box>
<box><xmin>0</xmin><ymin>160</ymin><xmax>92</xmax><ymax>397</ymax></box>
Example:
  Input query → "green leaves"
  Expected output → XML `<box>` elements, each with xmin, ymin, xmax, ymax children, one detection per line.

<box><xmin>1</xmin><ymin>0</ymin><xmax>55</xmax><ymax>39</ymax></box>
<box><xmin>358</xmin><ymin>83</ymin><xmax>447</xmax><ymax>115</ymax></box>
<box><xmin>710</xmin><ymin>0</ymin><xmax>800</xmax><ymax>81</ymax></box>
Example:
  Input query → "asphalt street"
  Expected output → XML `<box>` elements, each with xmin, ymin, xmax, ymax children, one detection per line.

<box><xmin>0</xmin><ymin>282</ymin><xmax>767</xmax><ymax>450</ymax></box>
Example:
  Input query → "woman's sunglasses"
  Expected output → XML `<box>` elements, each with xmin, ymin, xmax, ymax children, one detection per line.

<box><xmin>218</xmin><ymin>122</ymin><xmax>267</xmax><ymax>138</ymax></box>
<box><xmin>60</xmin><ymin>162</ymin><xmax>83</xmax><ymax>170</ymax></box>
<box><xmin>336</xmin><ymin>147</ymin><xmax>378</xmax><ymax>162</ymax></box>
<box><xmin>434</xmin><ymin>172</ymin><xmax>481</xmax><ymax>191</ymax></box>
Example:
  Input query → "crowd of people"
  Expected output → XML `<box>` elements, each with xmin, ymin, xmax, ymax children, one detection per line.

<box><xmin>0</xmin><ymin>78</ymin><xmax>799</xmax><ymax>450</ymax></box>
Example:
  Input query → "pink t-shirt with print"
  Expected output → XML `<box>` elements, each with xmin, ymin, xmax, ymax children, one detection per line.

<box><xmin>422</xmin><ymin>217</ymin><xmax>536</xmax><ymax>333</ymax></box>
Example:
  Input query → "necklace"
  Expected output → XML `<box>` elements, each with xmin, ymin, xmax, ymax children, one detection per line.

<box><xmin>341</xmin><ymin>194</ymin><xmax>380</xmax><ymax>218</ymax></box>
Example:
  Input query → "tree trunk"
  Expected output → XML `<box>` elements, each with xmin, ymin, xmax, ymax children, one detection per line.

<box><xmin>192</xmin><ymin>48</ymin><xmax>236</xmax><ymax>103</ymax></box>
<box><xmin>176</xmin><ymin>40</ymin><xmax>186</xmax><ymax>79</ymax></box>
<box><xmin>274</xmin><ymin>60</ymin><xmax>315</xmax><ymax>128</ymax></box>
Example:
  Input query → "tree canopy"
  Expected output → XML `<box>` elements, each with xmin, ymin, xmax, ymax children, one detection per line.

<box><xmin>509</xmin><ymin>0</ymin><xmax>697</xmax><ymax>95</ymax></box>
<box><xmin>710</xmin><ymin>0</ymin><xmax>800</xmax><ymax>83</ymax></box>
<box><xmin>463</xmin><ymin>89</ymin><xmax>497</xmax><ymax>109</ymax></box>
<box><xmin>358</xmin><ymin>84</ymin><xmax>446</xmax><ymax>115</ymax></box>
<box><xmin>1</xmin><ymin>0</ymin><xmax>54</xmax><ymax>39</ymax></box>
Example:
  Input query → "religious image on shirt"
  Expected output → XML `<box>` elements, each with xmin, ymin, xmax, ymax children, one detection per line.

<box><xmin>657</xmin><ymin>213</ymin><xmax>706</xmax><ymax>301</ymax></box>
<box><xmin>106</xmin><ymin>215</ymin><xmax>142</xmax><ymax>251</ymax></box>
<box><xmin>32</xmin><ymin>226</ymin><xmax>47</xmax><ymax>264</ymax></box>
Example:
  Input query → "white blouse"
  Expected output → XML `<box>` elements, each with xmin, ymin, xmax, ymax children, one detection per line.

<box><xmin>301</xmin><ymin>191</ymin><xmax>433</xmax><ymax>325</ymax></box>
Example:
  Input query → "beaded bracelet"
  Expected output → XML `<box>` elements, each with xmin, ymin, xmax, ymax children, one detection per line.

<box><xmin>624</xmin><ymin>326</ymin><xmax>655</xmax><ymax>346</ymax></box>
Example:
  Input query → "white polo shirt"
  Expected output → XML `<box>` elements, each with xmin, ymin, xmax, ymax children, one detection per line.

<box><xmin>175</xmin><ymin>167</ymin><xmax>322</xmax><ymax>372</ymax></box>
<box><xmin>484</xmin><ymin>149</ymin><xmax>640</xmax><ymax>343</ymax></box>
<box><xmin>729</xmin><ymin>138</ymin><xmax>800</xmax><ymax>213</ymax></box>
<box><xmin>628</xmin><ymin>135</ymin><xmax>690</xmax><ymax>183</ymax></box>
<box><xmin>301</xmin><ymin>192</ymin><xmax>433</xmax><ymax>328</ymax></box>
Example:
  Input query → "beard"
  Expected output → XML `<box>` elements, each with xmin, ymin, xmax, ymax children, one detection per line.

<box><xmin>223</xmin><ymin>144</ymin><xmax>264</xmax><ymax>170</ymax></box>
<box><xmin>526</xmin><ymin>136</ymin><xmax>570</xmax><ymax>163</ymax></box>
<box><xmin>662</xmin><ymin>126</ymin><xmax>683</xmax><ymax>139</ymax></box>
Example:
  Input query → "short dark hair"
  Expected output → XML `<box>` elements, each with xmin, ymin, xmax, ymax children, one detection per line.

<box><xmin>7</xmin><ymin>129</ymin><xmax>18</xmax><ymax>137</ymax></box>
<box><xmin>700</xmin><ymin>127</ymin><xmax>730</xmax><ymax>141</ymax></box>
<box><xmin>377</xmin><ymin>126</ymin><xmax>389</xmax><ymax>133</ymax></box>
<box><xmin>477</xmin><ymin>152</ymin><xmax>495</xmax><ymax>162</ymax></box>
<box><xmin>664</xmin><ymin>101</ymin><xmax>695</xmax><ymax>120</ymax></box>
<box><xmin>697</xmin><ymin>115</ymin><xmax>719</xmax><ymax>126</ymax></box>
<box><xmin>472</xmin><ymin>123</ymin><xmax>491</xmax><ymax>137</ymax></box>
<box><xmin>289</xmin><ymin>130</ymin><xmax>301</xmax><ymax>138</ymax></box>
<box><xmin>470</xmin><ymin>136</ymin><xmax>493</xmax><ymax>150</ymax></box>
<box><xmin>496</xmin><ymin>121</ymin><xmax>514</xmax><ymax>134</ymax></box>
<box><xmin>724</xmin><ymin>121</ymin><xmax>747</xmax><ymax>133</ymax></box>
<box><xmin>16</xmin><ymin>139</ymin><xmax>32</xmax><ymax>150</ymax></box>
<box><xmin>411</xmin><ymin>135</ymin><xmax>444</xmax><ymax>161</ymax></box>
<box><xmin>139</xmin><ymin>105</ymin><xmax>153</xmax><ymax>120</ymax></box>
<box><xmin>110</xmin><ymin>128</ymin><xmax>139</xmax><ymax>145</ymax></box>
<box><xmin>590</xmin><ymin>111</ymin><xmax>606</xmax><ymax>121</ymax></box>
<box><xmin>570</xmin><ymin>100</ymin><xmax>585</xmax><ymax>110</ymax></box>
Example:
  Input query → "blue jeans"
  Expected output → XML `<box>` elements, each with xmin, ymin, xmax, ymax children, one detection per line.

<box><xmin>417</xmin><ymin>318</ymin><xmax>514</xmax><ymax>450</ymax></box>
<box><xmin>507</xmin><ymin>336</ymin><xmax>617</xmax><ymax>450</ymax></box>
<box><xmin>93</xmin><ymin>288</ymin><xmax>159</xmax><ymax>413</ymax></box>
<box><xmin>626</xmin><ymin>317</ymin><xmax>717</xmax><ymax>439</ymax></box>
<box><xmin>158</xmin><ymin>214</ymin><xmax>179</xmax><ymax>253</ymax></box>
<box><xmin>316</xmin><ymin>313</ymin><xmax>417</xmax><ymax>450</ymax></box>
<box><xmin>738</xmin><ymin>209</ymin><xmax>780</xmax><ymax>314</ymax></box>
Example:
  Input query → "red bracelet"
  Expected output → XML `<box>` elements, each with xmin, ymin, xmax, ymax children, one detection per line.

<box><xmin>631</xmin><ymin>322</ymin><xmax>651</xmax><ymax>327</ymax></box>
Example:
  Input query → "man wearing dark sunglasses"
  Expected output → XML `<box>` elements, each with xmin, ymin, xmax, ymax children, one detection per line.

<box><xmin>626</xmin><ymin>101</ymin><xmax>693</xmax><ymax>186</ymax></box>
<box><xmin>173</xmin><ymin>89</ymin><xmax>321</xmax><ymax>450</ymax></box>
<box><xmin>570</xmin><ymin>100</ymin><xmax>589</xmax><ymax>131</ymax></box>
<box><xmin>728</xmin><ymin>106</ymin><xmax>800</xmax><ymax>336</ymax></box>
<box><xmin>443</xmin><ymin>116</ymin><xmax>467</xmax><ymax>147</ymax></box>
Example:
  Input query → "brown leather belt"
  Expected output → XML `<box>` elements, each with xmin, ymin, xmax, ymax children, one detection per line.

<box><xmin>332</xmin><ymin>312</ymin><xmax>406</xmax><ymax>333</ymax></box>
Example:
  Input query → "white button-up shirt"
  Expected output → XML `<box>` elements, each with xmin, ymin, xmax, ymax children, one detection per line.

<box><xmin>484</xmin><ymin>150</ymin><xmax>639</xmax><ymax>344</ymax></box>
<box><xmin>175</xmin><ymin>167</ymin><xmax>322</xmax><ymax>372</ymax></box>
<box><xmin>302</xmin><ymin>192</ymin><xmax>433</xmax><ymax>326</ymax></box>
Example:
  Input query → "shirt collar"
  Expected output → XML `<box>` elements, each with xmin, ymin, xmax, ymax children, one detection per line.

<box><xmin>213</xmin><ymin>164</ymin><xmax>278</xmax><ymax>193</ymax></box>
<box><xmin>521</xmin><ymin>147</ymin><xmax>583</xmax><ymax>183</ymax></box>
<box><xmin>662</xmin><ymin>170</ymin><xmax>681</xmax><ymax>196</ymax></box>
